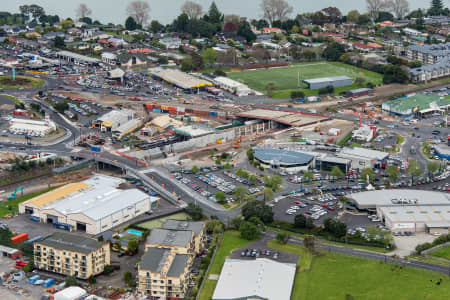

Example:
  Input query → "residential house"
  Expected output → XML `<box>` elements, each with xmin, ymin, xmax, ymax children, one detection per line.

<box><xmin>159</xmin><ymin>37</ymin><xmax>182</xmax><ymax>49</ymax></box>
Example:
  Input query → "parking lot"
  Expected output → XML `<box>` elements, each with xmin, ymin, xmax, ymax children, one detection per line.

<box><xmin>272</xmin><ymin>194</ymin><xmax>340</xmax><ymax>225</ymax></box>
<box><xmin>173</xmin><ymin>169</ymin><xmax>265</xmax><ymax>204</ymax></box>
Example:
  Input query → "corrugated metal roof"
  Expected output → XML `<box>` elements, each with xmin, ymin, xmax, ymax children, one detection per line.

<box><xmin>37</xmin><ymin>232</ymin><xmax>105</xmax><ymax>254</ymax></box>
<box><xmin>167</xmin><ymin>254</ymin><xmax>189</xmax><ymax>277</ymax></box>
<box><xmin>254</xmin><ymin>149</ymin><xmax>314</xmax><ymax>165</ymax></box>
<box><xmin>29</xmin><ymin>182</ymin><xmax>89</xmax><ymax>207</ymax></box>
<box><xmin>146</xmin><ymin>228</ymin><xmax>192</xmax><ymax>247</ymax></box>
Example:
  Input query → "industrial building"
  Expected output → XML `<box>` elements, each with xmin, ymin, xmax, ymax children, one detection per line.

<box><xmin>34</xmin><ymin>232</ymin><xmax>111</xmax><ymax>279</ymax></box>
<box><xmin>348</xmin><ymin>189</ymin><xmax>450</xmax><ymax>234</ymax></box>
<box><xmin>174</xmin><ymin>125</ymin><xmax>215</xmax><ymax>138</ymax></box>
<box><xmin>151</xmin><ymin>68</ymin><xmax>212</xmax><ymax>91</ymax></box>
<box><xmin>381</xmin><ymin>94</ymin><xmax>450</xmax><ymax>117</ymax></box>
<box><xmin>346</xmin><ymin>88</ymin><xmax>372</xmax><ymax>98</ymax></box>
<box><xmin>254</xmin><ymin>148</ymin><xmax>314</xmax><ymax>172</ymax></box>
<box><xmin>19</xmin><ymin>174</ymin><xmax>158</xmax><ymax>235</ymax></box>
<box><xmin>95</xmin><ymin>109</ymin><xmax>134</xmax><ymax>132</ymax></box>
<box><xmin>237</xmin><ymin>109</ymin><xmax>330</xmax><ymax>129</ymax></box>
<box><xmin>56</xmin><ymin>50</ymin><xmax>100</xmax><ymax>65</ymax></box>
<box><xmin>9</xmin><ymin>118</ymin><xmax>57</xmax><ymax>136</ymax></box>
<box><xmin>213</xmin><ymin>76</ymin><xmax>252</xmax><ymax>96</ymax></box>
<box><xmin>137</xmin><ymin>221</ymin><xmax>205</xmax><ymax>299</ymax></box>
<box><xmin>434</xmin><ymin>145</ymin><xmax>450</xmax><ymax>160</ymax></box>
<box><xmin>212</xmin><ymin>258</ymin><xmax>296</xmax><ymax>300</ymax></box>
<box><xmin>303</xmin><ymin>76</ymin><xmax>352</xmax><ymax>89</ymax></box>
<box><xmin>337</xmin><ymin>147</ymin><xmax>389</xmax><ymax>170</ymax></box>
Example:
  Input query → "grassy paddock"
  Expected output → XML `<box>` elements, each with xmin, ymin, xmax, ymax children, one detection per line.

<box><xmin>0</xmin><ymin>75</ymin><xmax>44</xmax><ymax>89</ymax></box>
<box><xmin>428</xmin><ymin>245</ymin><xmax>450</xmax><ymax>260</ymax></box>
<box><xmin>227</xmin><ymin>61</ymin><xmax>382</xmax><ymax>98</ymax></box>
<box><xmin>0</xmin><ymin>185</ymin><xmax>61</xmax><ymax>217</ymax></box>
<box><xmin>268</xmin><ymin>241</ymin><xmax>450</xmax><ymax>300</ymax></box>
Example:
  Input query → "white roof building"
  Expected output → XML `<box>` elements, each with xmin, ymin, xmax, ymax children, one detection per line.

<box><xmin>9</xmin><ymin>118</ymin><xmax>57</xmax><ymax>136</ymax></box>
<box><xmin>19</xmin><ymin>174</ymin><xmax>159</xmax><ymax>235</ymax></box>
<box><xmin>352</xmin><ymin>125</ymin><xmax>375</xmax><ymax>143</ymax></box>
<box><xmin>212</xmin><ymin>258</ymin><xmax>296</xmax><ymax>300</ymax></box>
<box><xmin>213</xmin><ymin>76</ymin><xmax>252</xmax><ymax>96</ymax></box>
<box><xmin>97</xmin><ymin>109</ymin><xmax>134</xmax><ymax>132</ymax></box>
<box><xmin>54</xmin><ymin>286</ymin><xmax>87</xmax><ymax>300</ymax></box>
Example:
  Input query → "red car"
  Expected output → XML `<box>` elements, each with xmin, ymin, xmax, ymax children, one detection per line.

<box><xmin>294</xmin><ymin>201</ymin><xmax>302</xmax><ymax>204</ymax></box>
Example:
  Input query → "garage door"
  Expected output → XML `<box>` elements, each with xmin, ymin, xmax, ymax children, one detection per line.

<box><xmin>46</xmin><ymin>214</ymin><xmax>58</xmax><ymax>224</ymax></box>
<box><xmin>24</xmin><ymin>206</ymin><xmax>34</xmax><ymax>214</ymax></box>
<box><xmin>76</xmin><ymin>222</ymin><xmax>87</xmax><ymax>232</ymax></box>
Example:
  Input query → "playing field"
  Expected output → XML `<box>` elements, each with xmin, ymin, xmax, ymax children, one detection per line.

<box><xmin>227</xmin><ymin>61</ymin><xmax>383</xmax><ymax>98</ymax></box>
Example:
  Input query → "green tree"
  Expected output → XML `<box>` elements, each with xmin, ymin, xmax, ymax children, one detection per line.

<box><xmin>322</xmin><ymin>42</ymin><xmax>346</xmax><ymax>61</ymax></box>
<box><xmin>263</xmin><ymin>187</ymin><xmax>274</xmax><ymax>201</ymax></box>
<box><xmin>276</xmin><ymin>232</ymin><xmax>288</xmax><ymax>244</ymax></box>
<box><xmin>347</xmin><ymin>10</ymin><xmax>360</xmax><ymax>23</ymax></box>
<box><xmin>181</xmin><ymin>58</ymin><xmax>194</xmax><ymax>72</ymax></box>
<box><xmin>191</xmin><ymin>165</ymin><xmax>200</xmax><ymax>174</ymax></box>
<box><xmin>407</xmin><ymin>160</ymin><xmax>422</xmax><ymax>180</ymax></box>
<box><xmin>294</xmin><ymin>214</ymin><xmax>307</xmax><ymax>228</ymax></box>
<box><xmin>54</xmin><ymin>35</ymin><xmax>65</xmax><ymax>48</ymax></box>
<box><xmin>234</xmin><ymin>186</ymin><xmax>248</xmax><ymax>202</ymax></box>
<box><xmin>88</xmin><ymin>275</ymin><xmax>96</xmax><ymax>285</ymax></box>
<box><xmin>303</xmin><ymin>235</ymin><xmax>315</xmax><ymax>252</ymax></box>
<box><xmin>150</xmin><ymin>20</ymin><xmax>163</xmax><ymax>33</ymax></box>
<box><xmin>215</xmin><ymin>191</ymin><xmax>226</xmax><ymax>204</ymax></box>
<box><xmin>202</xmin><ymin>48</ymin><xmax>217</xmax><ymax>66</ymax></box>
<box><xmin>239</xmin><ymin>221</ymin><xmax>261</xmax><ymax>240</ymax></box>
<box><xmin>242</xmin><ymin>200</ymin><xmax>274</xmax><ymax>224</ymax></box>
<box><xmin>330</xmin><ymin>166</ymin><xmax>344</xmax><ymax>178</ymax></box>
<box><xmin>123</xmin><ymin>271</ymin><xmax>134</xmax><ymax>287</ymax></box>
<box><xmin>386</xmin><ymin>165</ymin><xmax>400</xmax><ymax>182</ymax></box>
<box><xmin>266</xmin><ymin>82</ymin><xmax>276</xmax><ymax>97</ymax></box>
<box><xmin>207</xmin><ymin>1</ymin><xmax>223</xmax><ymax>23</ymax></box>
<box><xmin>65</xmin><ymin>276</ymin><xmax>78</xmax><ymax>287</ymax></box>
<box><xmin>186</xmin><ymin>203</ymin><xmax>203</xmax><ymax>220</ymax></box>
<box><xmin>125</xmin><ymin>16</ymin><xmax>137</xmax><ymax>30</ymax></box>
<box><xmin>249</xmin><ymin>174</ymin><xmax>258</xmax><ymax>184</ymax></box>
<box><xmin>230</xmin><ymin>216</ymin><xmax>242</xmax><ymax>230</ymax></box>
<box><xmin>427</xmin><ymin>161</ymin><xmax>439</xmax><ymax>177</ymax></box>
<box><xmin>303</xmin><ymin>170</ymin><xmax>314</xmax><ymax>182</ymax></box>
<box><xmin>127</xmin><ymin>239</ymin><xmax>139</xmax><ymax>255</ymax></box>
<box><xmin>360</xmin><ymin>168</ymin><xmax>374</xmax><ymax>183</ymax></box>
<box><xmin>429</xmin><ymin>0</ymin><xmax>444</xmax><ymax>15</ymax></box>
<box><xmin>247</xmin><ymin>148</ymin><xmax>255</xmax><ymax>161</ymax></box>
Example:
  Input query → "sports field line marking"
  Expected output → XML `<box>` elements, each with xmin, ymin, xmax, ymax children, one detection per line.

<box><xmin>289</xmin><ymin>62</ymin><xmax>328</xmax><ymax>68</ymax></box>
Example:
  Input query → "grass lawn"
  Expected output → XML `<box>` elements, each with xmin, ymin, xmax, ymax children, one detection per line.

<box><xmin>268</xmin><ymin>241</ymin><xmax>450</xmax><ymax>300</ymax></box>
<box><xmin>137</xmin><ymin>212</ymin><xmax>189</xmax><ymax>229</ymax></box>
<box><xmin>198</xmin><ymin>231</ymin><xmax>252</xmax><ymax>300</ymax></box>
<box><xmin>428</xmin><ymin>245</ymin><xmax>450</xmax><ymax>260</ymax></box>
<box><xmin>227</xmin><ymin>61</ymin><xmax>383</xmax><ymax>99</ymax></box>
<box><xmin>0</xmin><ymin>75</ymin><xmax>44</xmax><ymax>89</ymax></box>
<box><xmin>0</xmin><ymin>185</ymin><xmax>61</xmax><ymax>217</ymax></box>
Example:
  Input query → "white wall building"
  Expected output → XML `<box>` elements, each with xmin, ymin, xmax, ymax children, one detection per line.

<box><xmin>213</xmin><ymin>76</ymin><xmax>252</xmax><ymax>96</ymax></box>
<box><xmin>96</xmin><ymin>109</ymin><xmax>134</xmax><ymax>132</ymax></box>
<box><xmin>19</xmin><ymin>174</ymin><xmax>159</xmax><ymax>235</ymax></box>
<box><xmin>9</xmin><ymin>118</ymin><xmax>57</xmax><ymax>136</ymax></box>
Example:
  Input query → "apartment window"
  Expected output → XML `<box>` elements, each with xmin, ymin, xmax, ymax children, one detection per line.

<box><xmin>160</xmin><ymin>280</ymin><xmax>164</xmax><ymax>283</ymax></box>
<box><xmin>147</xmin><ymin>272</ymin><xmax>150</xmax><ymax>277</ymax></box>
<box><xmin>168</xmin><ymin>280</ymin><xmax>172</xmax><ymax>284</ymax></box>
<box><xmin>153</xmin><ymin>280</ymin><xmax>157</xmax><ymax>283</ymax></box>
<box><xmin>63</xmin><ymin>252</ymin><xmax>66</xmax><ymax>255</ymax></box>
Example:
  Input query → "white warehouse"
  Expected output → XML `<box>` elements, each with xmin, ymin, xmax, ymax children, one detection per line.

<box><xmin>95</xmin><ymin>109</ymin><xmax>134</xmax><ymax>132</ymax></box>
<box><xmin>19</xmin><ymin>174</ymin><xmax>159</xmax><ymax>235</ymax></box>
<box><xmin>9</xmin><ymin>118</ymin><xmax>57</xmax><ymax>136</ymax></box>
<box><xmin>213</xmin><ymin>76</ymin><xmax>252</xmax><ymax>96</ymax></box>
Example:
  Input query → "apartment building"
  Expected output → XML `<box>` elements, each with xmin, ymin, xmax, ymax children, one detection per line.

<box><xmin>138</xmin><ymin>222</ymin><xmax>205</xmax><ymax>299</ymax></box>
<box><xmin>406</xmin><ymin>43</ymin><xmax>450</xmax><ymax>65</ymax></box>
<box><xmin>410</xmin><ymin>57</ymin><xmax>450</xmax><ymax>82</ymax></box>
<box><xmin>34</xmin><ymin>232</ymin><xmax>110</xmax><ymax>279</ymax></box>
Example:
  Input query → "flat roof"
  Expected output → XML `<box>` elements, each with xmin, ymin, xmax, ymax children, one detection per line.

<box><xmin>146</xmin><ymin>228</ymin><xmax>193</xmax><ymax>247</ymax></box>
<box><xmin>383</xmin><ymin>94</ymin><xmax>450</xmax><ymax>113</ymax></box>
<box><xmin>304</xmin><ymin>76</ymin><xmax>352</xmax><ymax>84</ymax></box>
<box><xmin>339</xmin><ymin>147</ymin><xmax>389</xmax><ymax>161</ymax></box>
<box><xmin>139</xmin><ymin>247</ymin><xmax>170</xmax><ymax>272</ymax></box>
<box><xmin>56</xmin><ymin>50</ymin><xmax>100</xmax><ymax>63</ymax></box>
<box><xmin>37</xmin><ymin>232</ymin><xmax>105</xmax><ymax>254</ymax></box>
<box><xmin>435</xmin><ymin>146</ymin><xmax>450</xmax><ymax>156</ymax></box>
<box><xmin>237</xmin><ymin>109</ymin><xmax>329</xmax><ymax>127</ymax></box>
<box><xmin>380</xmin><ymin>205</ymin><xmax>450</xmax><ymax>224</ymax></box>
<box><xmin>350</xmin><ymin>189</ymin><xmax>450</xmax><ymax>207</ymax></box>
<box><xmin>162</xmin><ymin>220</ymin><xmax>204</xmax><ymax>236</ymax></box>
<box><xmin>255</xmin><ymin>148</ymin><xmax>314</xmax><ymax>165</ymax></box>
<box><xmin>25</xmin><ymin>174</ymin><xmax>154</xmax><ymax>221</ymax></box>
<box><xmin>167</xmin><ymin>254</ymin><xmax>189</xmax><ymax>277</ymax></box>
<box><xmin>212</xmin><ymin>258</ymin><xmax>296</xmax><ymax>300</ymax></box>
<box><xmin>152</xmin><ymin>68</ymin><xmax>212</xmax><ymax>89</ymax></box>
<box><xmin>174</xmin><ymin>125</ymin><xmax>214</xmax><ymax>137</ymax></box>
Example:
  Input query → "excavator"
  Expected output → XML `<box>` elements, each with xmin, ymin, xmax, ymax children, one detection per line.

<box><xmin>233</xmin><ymin>136</ymin><xmax>242</xmax><ymax>149</ymax></box>
<box><xmin>8</xmin><ymin>187</ymin><xmax>23</xmax><ymax>200</ymax></box>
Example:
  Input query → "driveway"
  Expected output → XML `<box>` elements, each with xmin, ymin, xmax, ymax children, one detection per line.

<box><xmin>392</xmin><ymin>233</ymin><xmax>437</xmax><ymax>257</ymax></box>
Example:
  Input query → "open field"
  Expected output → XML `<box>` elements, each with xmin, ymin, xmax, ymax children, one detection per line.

<box><xmin>0</xmin><ymin>185</ymin><xmax>61</xmax><ymax>217</ymax></box>
<box><xmin>0</xmin><ymin>75</ymin><xmax>44</xmax><ymax>89</ymax></box>
<box><xmin>137</xmin><ymin>212</ymin><xmax>189</xmax><ymax>229</ymax></box>
<box><xmin>198</xmin><ymin>231</ymin><xmax>252</xmax><ymax>300</ymax></box>
<box><xmin>429</xmin><ymin>245</ymin><xmax>450</xmax><ymax>260</ymax></box>
<box><xmin>268</xmin><ymin>241</ymin><xmax>450</xmax><ymax>300</ymax></box>
<box><xmin>227</xmin><ymin>62</ymin><xmax>383</xmax><ymax>98</ymax></box>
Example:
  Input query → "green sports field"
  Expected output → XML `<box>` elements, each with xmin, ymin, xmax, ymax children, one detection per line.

<box><xmin>227</xmin><ymin>61</ymin><xmax>383</xmax><ymax>98</ymax></box>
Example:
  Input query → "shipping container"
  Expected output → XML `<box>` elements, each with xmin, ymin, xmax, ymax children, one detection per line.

<box><xmin>177</xmin><ymin>106</ymin><xmax>185</xmax><ymax>112</ymax></box>
<box><xmin>185</xmin><ymin>108</ymin><xmax>193</xmax><ymax>113</ymax></box>
<box><xmin>25</xmin><ymin>235</ymin><xmax>42</xmax><ymax>244</ymax></box>
<box><xmin>153</xmin><ymin>105</ymin><xmax>161</xmax><ymax>109</ymax></box>
<box><xmin>162</xmin><ymin>110</ymin><xmax>169</xmax><ymax>113</ymax></box>
<box><xmin>153</xmin><ymin>109</ymin><xmax>161</xmax><ymax>113</ymax></box>
<box><xmin>29</xmin><ymin>216</ymin><xmax>40</xmax><ymax>223</ymax></box>
<box><xmin>145</xmin><ymin>104</ymin><xmax>154</xmax><ymax>110</ymax></box>
<box><xmin>90</xmin><ymin>145</ymin><xmax>101</xmax><ymax>152</ymax></box>
<box><xmin>11</xmin><ymin>233</ymin><xmax>28</xmax><ymax>244</ymax></box>
<box><xmin>168</xmin><ymin>106</ymin><xmax>176</xmax><ymax>111</ymax></box>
